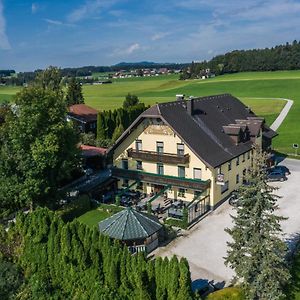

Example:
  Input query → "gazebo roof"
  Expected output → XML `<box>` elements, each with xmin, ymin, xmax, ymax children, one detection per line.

<box><xmin>98</xmin><ymin>207</ymin><xmax>162</xmax><ymax>241</ymax></box>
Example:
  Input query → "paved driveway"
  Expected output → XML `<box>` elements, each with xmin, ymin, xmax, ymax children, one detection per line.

<box><xmin>153</xmin><ymin>158</ymin><xmax>300</xmax><ymax>286</ymax></box>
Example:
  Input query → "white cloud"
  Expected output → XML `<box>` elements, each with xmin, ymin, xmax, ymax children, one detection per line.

<box><xmin>67</xmin><ymin>0</ymin><xmax>117</xmax><ymax>23</ymax></box>
<box><xmin>31</xmin><ymin>3</ymin><xmax>39</xmax><ymax>14</ymax></box>
<box><xmin>124</xmin><ymin>43</ymin><xmax>140</xmax><ymax>54</ymax></box>
<box><xmin>151</xmin><ymin>32</ymin><xmax>170</xmax><ymax>41</ymax></box>
<box><xmin>0</xmin><ymin>0</ymin><xmax>10</xmax><ymax>50</ymax></box>
<box><xmin>111</xmin><ymin>43</ymin><xmax>141</xmax><ymax>57</ymax></box>
<box><xmin>45</xmin><ymin>19</ymin><xmax>63</xmax><ymax>26</ymax></box>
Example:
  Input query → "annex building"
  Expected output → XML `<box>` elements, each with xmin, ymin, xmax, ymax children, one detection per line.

<box><xmin>109</xmin><ymin>94</ymin><xmax>277</xmax><ymax>221</ymax></box>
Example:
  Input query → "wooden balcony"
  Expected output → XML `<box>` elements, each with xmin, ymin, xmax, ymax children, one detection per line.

<box><xmin>127</xmin><ymin>148</ymin><xmax>190</xmax><ymax>164</ymax></box>
<box><xmin>111</xmin><ymin>168</ymin><xmax>210</xmax><ymax>191</ymax></box>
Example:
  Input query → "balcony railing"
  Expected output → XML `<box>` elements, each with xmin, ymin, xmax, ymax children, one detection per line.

<box><xmin>127</xmin><ymin>148</ymin><xmax>190</xmax><ymax>164</ymax></box>
<box><xmin>111</xmin><ymin>168</ymin><xmax>210</xmax><ymax>190</ymax></box>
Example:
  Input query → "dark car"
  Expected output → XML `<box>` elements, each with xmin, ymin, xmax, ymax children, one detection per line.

<box><xmin>272</xmin><ymin>165</ymin><xmax>291</xmax><ymax>176</ymax></box>
<box><xmin>192</xmin><ymin>279</ymin><xmax>216</xmax><ymax>297</ymax></box>
<box><xmin>267</xmin><ymin>170</ymin><xmax>287</xmax><ymax>182</ymax></box>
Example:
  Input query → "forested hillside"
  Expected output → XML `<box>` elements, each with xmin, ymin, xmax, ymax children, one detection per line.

<box><xmin>181</xmin><ymin>41</ymin><xmax>300</xmax><ymax>79</ymax></box>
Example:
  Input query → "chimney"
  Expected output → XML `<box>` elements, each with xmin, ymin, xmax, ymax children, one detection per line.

<box><xmin>187</xmin><ymin>97</ymin><xmax>194</xmax><ymax>115</ymax></box>
<box><xmin>176</xmin><ymin>94</ymin><xmax>185</xmax><ymax>101</ymax></box>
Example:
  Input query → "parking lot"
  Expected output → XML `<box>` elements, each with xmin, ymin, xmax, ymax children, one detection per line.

<box><xmin>154</xmin><ymin>158</ymin><xmax>300</xmax><ymax>287</ymax></box>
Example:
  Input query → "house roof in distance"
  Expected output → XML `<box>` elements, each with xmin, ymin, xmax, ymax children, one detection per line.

<box><xmin>68</xmin><ymin>104</ymin><xmax>98</xmax><ymax>122</ymax></box>
<box><xmin>110</xmin><ymin>94</ymin><xmax>278</xmax><ymax>168</ymax></box>
<box><xmin>98</xmin><ymin>207</ymin><xmax>162</xmax><ymax>241</ymax></box>
<box><xmin>80</xmin><ymin>145</ymin><xmax>107</xmax><ymax>157</ymax></box>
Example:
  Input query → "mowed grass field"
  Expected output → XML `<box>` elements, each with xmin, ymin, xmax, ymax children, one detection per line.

<box><xmin>1</xmin><ymin>70</ymin><xmax>300</xmax><ymax>154</ymax></box>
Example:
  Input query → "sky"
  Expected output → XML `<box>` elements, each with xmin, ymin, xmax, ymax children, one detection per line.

<box><xmin>1</xmin><ymin>0</ymin><xmax>300</xmax><ymax>71</ymax></box>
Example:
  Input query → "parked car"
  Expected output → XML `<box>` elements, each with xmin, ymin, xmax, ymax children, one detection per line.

<box><xmin>267</xmin><ymin>170</ymin><xmax>287</xmax><ymax>182</ymax></box>
<box><xmin>270</xmin><ymin>165</ymin><xmax>291</xmax><ymax>176</ymax></box>
<box><xmin>192</xmin><ymin>279</ymin><xmax>216</xmax><ymax>297</ymax></box>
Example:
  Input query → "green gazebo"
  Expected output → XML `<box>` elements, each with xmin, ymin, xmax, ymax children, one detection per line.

<box><xmin>98</xmin><ymin>207</ymin><xmax>163</xmax><ymax>253</ymax></box>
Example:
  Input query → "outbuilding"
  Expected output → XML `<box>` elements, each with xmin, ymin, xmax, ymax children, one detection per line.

<box><xmin>98</xmin><ymin>207</ymin><xmax>163</xmax><ymax>253</ymax></box>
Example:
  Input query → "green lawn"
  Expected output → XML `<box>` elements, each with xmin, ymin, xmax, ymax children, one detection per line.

<box><xmin>0</xmin><ymin>86</ymin><xmax>20</xmax><ymax>103</ymax></box>
<box><xmin>77</xmin><ymin>204</ymin><xmax>123</xmax><ymax>228</ymax></box>
<box><xmin>1</xmin><ymin>70</ymin><xmax>299</xmax><ymax>154</ymax></box>
<box><xmin>207</xmin><ymin>287</ymin><xmax>244</xmax><ymax>300</ymax></box>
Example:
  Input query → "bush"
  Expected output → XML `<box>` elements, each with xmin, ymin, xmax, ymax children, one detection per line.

<box><xmin>57</xmin><ymin>195</ymin><xmax>91</xmax><ymax>222</ymax></box>
<box><xmin>164</xmin><ymin>217</ymin><xmax>188</xmax><ymax>229</ymax></box>
<box><xmin>0</xmin><ymin>258</ymin><xmax>23</xmax><ymax>300</ymax></box>
<box><xmin>115</xmin><ymin>195</ymin><xmax>121</xmax><ymax>206</ymax></box>
<box><xmin>206</xmin><ymin>287</ymin><xmax>244</xmax><ymax>300</ymax></box>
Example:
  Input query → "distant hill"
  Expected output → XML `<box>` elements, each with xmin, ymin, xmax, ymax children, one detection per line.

<box><xmin>114</xmin><ymin>61</ymin><xmax>158</xmax><ymax>67</ymax></box>
<box><xmin>114</xmin><ymin>61</ymin><xmax>187</xmax><ymax>69</ymax></box>
<box><xmin>181</xmin><ymin>40</ymin><xmax>300</xmax><ymax>79</ymax></box>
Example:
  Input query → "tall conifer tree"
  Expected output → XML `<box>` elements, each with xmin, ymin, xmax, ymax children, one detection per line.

<box><xmin>225</xmin><ymin>147</ymin><xmax>290</xmax><ymax>300</ymax></box>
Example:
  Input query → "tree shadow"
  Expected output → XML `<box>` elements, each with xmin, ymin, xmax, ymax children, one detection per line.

<box><xmin>273</xmin><ymin>151</ymin><xmax>288</xmax><ymax>164</ymax></box>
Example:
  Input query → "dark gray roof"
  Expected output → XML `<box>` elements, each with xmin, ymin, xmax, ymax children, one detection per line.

<box><xmin>98</xmin><ymin>207</ymin><xmax>162</xmax><ymax>241</ymax></box>
<box><xmin>110</xmin><ymin>94</ymin><xmax>278</xmax><ymax>168</ymax></box>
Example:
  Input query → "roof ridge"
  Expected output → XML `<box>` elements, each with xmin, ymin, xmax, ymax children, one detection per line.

<box><xmin>120</xmin><ymin>209</ymin><xmax>130</xmax><ymax>240</ymax></box>
<box><xmin>130</xmin><ymin>210</ymin><xmax>150</xmax><ymax>236</ymax></box>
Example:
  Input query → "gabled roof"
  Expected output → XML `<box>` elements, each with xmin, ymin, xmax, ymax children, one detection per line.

<box><xmin>109</xmin><ymin>94</ymin><xmax>278</xmax><ymax>168</ymax></box>
<box><xmin>98</xmin><ymin>207</ymin><xmax>162</xmax><ymax>241</ymax></box>
<box><xmin>68</xmin><ymin>104</ymin><xmax>98</xmax><ymax>122</ymax></box>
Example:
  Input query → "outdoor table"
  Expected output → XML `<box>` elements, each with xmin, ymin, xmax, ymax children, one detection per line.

<box><xmin>173</xmin><ymin>201</ymin><xmax>181</xmax><ymax>208</ymax></box>
<box><xmin>168</xmin><ymin>208</ymin><xmax>183</xmax><ymax>219</ymax></box>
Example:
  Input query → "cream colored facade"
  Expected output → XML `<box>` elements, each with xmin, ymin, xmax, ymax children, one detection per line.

<box><xmin>113</xmin><ymin>118</ymin><xmax>262</xmax><ymax>208</ymax></box>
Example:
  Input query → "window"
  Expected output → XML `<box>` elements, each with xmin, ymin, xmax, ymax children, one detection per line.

<box><xmin>228</xmin><ymin>161</ymin><xmax>232</xmax><ymax>171</ymax></box>
<box><xmin>157</xmin><ymin>163</ymin><xmax>164</xmax><ymax>175</ymax></box>
<box><xmin>193</xmin><ymin>168</ymin><xmax>202</xmax><ymax>179</ymax></box>
<box><xmin>178</xmin><ymin>166</ymin><xmax>185</xmax><ymax>178</ymax></box>
<box><xmin>217</xmin><ymin>167</ymin><xmax>222</xmax><ymax>174</ymax></box>
<box><xmin>177</xmin><ymin>143</ymin><xmax>184</xmax><ymax>156</ymax></box>
<box><xmin>122</xmin><ymin>159</ymin><xmax>128</xmax><ymax>169</ymax></box>
<box><xmin>247</xmin><ymin>151</ymin><xmax>250</xmax><ymax>160</ymax></box>
<box><xmin>122</xmin><ymin>179</ymin><xmax>129</xmax><ymax>187</ymax></box>
<box><xmin>178</xmin><ymin>188</ymin><xmax>185</xmax><ymax>197</ymax></box>
<box><xmin>156</xmin><ymin>141</ymin><xmax>164</xmax><ymax>153</ymax></box>
<box><xmin>221</xmin><ymin>181</ymin><xmax>229</xmax><ymax>194</ymax></box>
<box><xmin>136</xmin><ymin>160</ymin><xmax>142</xmax><ymax>170</ymax></box>
<box><xmin>243</xmin><ymin>169</ymin><xmax>247</xmax><ymax>183</ymax></box>
<box><xmin>136</xmin><ymin>140</ymin><xmax>142</xmax><ymax>151</ymax></box>
<box><xmin>236</xmin><ymin>174</ymin><xmax>240</xmax><ymax>184</ymax></box>
<box><xmin>236</xmin><ymin>156</ymin><xmax>240</xmax><ymax>166</ymax></box>
<box><xmin>242</xmin><ymin>153</ymin><xmax>245</xmax><ymax>162</ymax></box>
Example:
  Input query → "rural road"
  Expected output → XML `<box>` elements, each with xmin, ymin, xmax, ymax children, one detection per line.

<box><xmin>270</xmin><ymin>98</ymin><xmax>294</xmax><ymax>131</ymax></box>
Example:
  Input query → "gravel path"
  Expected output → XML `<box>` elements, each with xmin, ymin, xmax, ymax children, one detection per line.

<box><xmin>270</xmin><ymin>98</ymin><xmax>294</xmax><ymax>131</ymax></box>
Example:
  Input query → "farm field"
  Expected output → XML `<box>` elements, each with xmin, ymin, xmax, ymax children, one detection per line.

<box><xmin>1</xmin><ymin>70</ymin><xmax>299</xmax><ymax>155</ymax></box>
